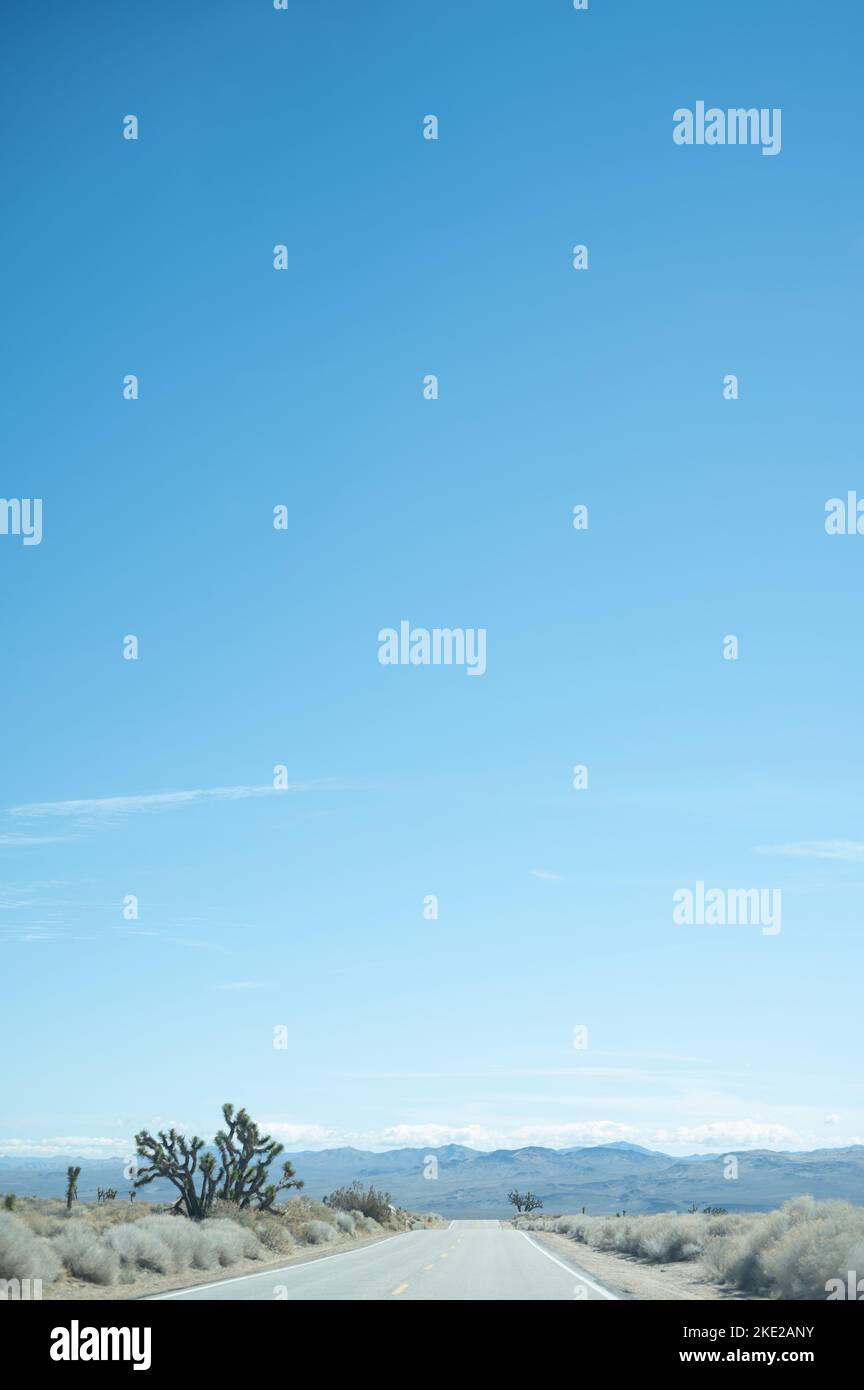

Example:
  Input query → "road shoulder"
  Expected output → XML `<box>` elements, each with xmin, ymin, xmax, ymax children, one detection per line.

<box><xmin>530</xmin><ymin>1231</ymin><xmax>753</xmax><ymax>1301</ymax></box>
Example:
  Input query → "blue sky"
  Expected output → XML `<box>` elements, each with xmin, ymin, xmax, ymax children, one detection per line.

<box><xmin>1</xmin><ymin>0</ymin><xmax>862</xmax><ymax>1163</ymax></box>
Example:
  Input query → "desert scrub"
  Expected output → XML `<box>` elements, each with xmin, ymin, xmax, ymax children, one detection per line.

<box><xmin>45</xmin><ymin>1214</ymin><xmax>266</xmax><ymax>1284</ymax></box>
<box><xmin>21</xmin><ymin>1211</ymin><xmax>66</xmax><ymax>1239</ymax></box>
<box><xmin>208</xmin><ymin>1201</ymin><xmax>296</xmax><ymax>1255</ymax></box>
<box><xmin>323</xmin><ymin>1180</ymin><xmax>394</xmax><ymax>1225</ymax></box>
<box><xmin>552</xmin><ymin>1216</ymin><xmax>592</xmax><ymax>1243</ymax></box>
<box><xmin>0</xmin><ymin>1211</ymin><xmax>61</xmax><ymax>1283</ymax></box>
<box><xmin>703</xmin><ymin>1198</ymin><xmax>864</xmax><ymax>1299</ymax></box>
<box><xmin>301</xmin><ymin>1219</ymin><xmax>338</xmax><ymax>1245</ymax></box>
<box><xmin>634</xmin><ymin>1215</ymin><xmax>704</xmax><ymax>1262</ymax></box>
<box><xmin>356</xmin><ymin>1215</ymin><xmax>382</xmax><ymax>1235</ymax></box>
<box><xmin>518</xmin><ymin>1198</ymin><xmax>864</xmax><ymax>1299</ymax></box>
<box><xmin>53</xmin><ymin>1223</ymin><xmax>119</xmax><ymax>1285</ymax></box>
<box><xmin>281</xmin><ymin>1195</ymin><xmax>338</xmax><ymax>1241</ymax></box>
<box><xmin>197</xmin><ymin>1219</ymin><xmax>262</xmax><ymax>1265</ymax></box>
<box><xmin>104</xmin><ymin>1221</ymin><xmax>176</xmax><ymax>1275</ymax></box>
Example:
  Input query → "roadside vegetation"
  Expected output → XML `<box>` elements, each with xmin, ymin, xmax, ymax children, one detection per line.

<box><xmin>0</xmin><ymin>1102</ymin><xmax>443</xmax><ymax>1296</ymax></box>
<box><xmin>514</xmin><ymin>1196</ymin><xmax>864</xmax><ymax>1299</ymax></box>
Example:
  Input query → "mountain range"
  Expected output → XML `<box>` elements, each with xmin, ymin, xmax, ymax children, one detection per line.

<box><xmin>2</xmin><ymin>1141</ymin><xmax>863</xmax><ymax>1216</ymax></box>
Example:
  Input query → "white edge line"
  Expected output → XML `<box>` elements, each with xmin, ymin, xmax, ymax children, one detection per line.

<box><xmin>145</xmin><ymin>1233</ymin><xmax>408</xmax><ymax>1299</ymax></box>
<box><xmin>520</xmin><ymin>1231</ymin><xmax>619</xmax><ymax>1300</ymax></box>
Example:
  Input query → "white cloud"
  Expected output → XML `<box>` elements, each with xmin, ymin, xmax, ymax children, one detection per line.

<box><xmin>824</xmin><ymin>1113</ymin><xmax>840</xmax><ymax>1125</ymax></box>
<box><xmin>265</xmin><ymin>1120</ymin><xmax>639</xmax><ymax>1152</ymax></box>
<box><xmin>530</xmin><ymin>869</ymin><xmax>562</xmax><ymax>882</ymax></box>
<box><xmin>657</xmin><ymin>1121</ymin><xmax>800</xmax><ymax>1149</ymax></box>
<box><xmin>373</xmin><ymin>1123</ymin><xmax>491</xmax><ymax>1149</ymax></box>
<box><xmin>6</xmin><ymin>1118</ymin><xmax>839</xmax><ymax>1159</ymax></box>
<box><xmin>0</xmin><ymin>1136</ymin><xmax>128</xmax><ymax>1158</ymax></box>
<box><xmin>215</xmin><ymin>981</ymin><xmax>268</xmax><ymax>991</ymax></box>
<box><xmin>264</xmin><ymin>1123</ymin><xmax>337</xmax><ymax>1146</ymax></box>
<box><xmin>754</xmin><ymin>840</ymin><xmax>864</xmax><ymax>862</ymax></box>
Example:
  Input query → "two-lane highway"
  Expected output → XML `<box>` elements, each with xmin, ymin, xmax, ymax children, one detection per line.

<box><xmin>148</xmin><ymin>1220</ymin><xmax>620</xmax><ymax>1301</ymax></box>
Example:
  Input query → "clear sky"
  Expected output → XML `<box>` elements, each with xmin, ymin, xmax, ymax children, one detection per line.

<box><xmin>2</xmin><ymin>0</ymin><xmax>862</xmax><ymax>1163</ymax></box>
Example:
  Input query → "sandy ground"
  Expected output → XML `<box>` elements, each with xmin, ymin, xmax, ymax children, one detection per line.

<box><xmin>39</xmin><ymin>1231</ymin><xmax>399</xmax><ymax>1302</ymax></box>
<box><xmin>532</xmin><ymin>1230</ymin><xmax>757</xmax><ymax>1301</ymax></box>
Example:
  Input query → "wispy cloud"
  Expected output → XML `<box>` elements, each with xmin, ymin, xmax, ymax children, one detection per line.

<box><xmin>11</xmin><ymin>785</ymin><xmax>280</xmax><ymax>821</ymax></box>
<box><xmin>530</xmin><ymin>868</ymin><xmax>562</xmax><ymax>881</ymax></box>
<box><xmin>0</xmin><ymin>834</ymin><xmax>75</xmax><ymax>847</ymax></box>
<box><xmin>754</xmin><ymin>840</ymin><xmax>864</xmax><ymax>862</ymax></box>
<box><xmin>7</xmin><ymin>778</ymin><xmax>361</xmax><ymax>824</ymax></box>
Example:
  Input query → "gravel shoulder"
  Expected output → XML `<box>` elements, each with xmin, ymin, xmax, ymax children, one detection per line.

<box><xmin>532</xmin><ymin>1230</ymin><xmax>758</xmax><ymax>1301</ymax></box>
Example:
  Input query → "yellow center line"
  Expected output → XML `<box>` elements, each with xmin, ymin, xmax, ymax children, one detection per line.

<box><xmin>391</xmin><ymin>1283</ymin><xmax>410</xmax><ymax>1296</ymax></box>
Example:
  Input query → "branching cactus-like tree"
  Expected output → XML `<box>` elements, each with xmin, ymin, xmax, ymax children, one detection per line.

<box><xmin>65</xmin><ymin>1165</ymin><xmax>81</xmax><ymax>1210</ymax></box>
<box><xmin>133</xmin><ymin>1129</ymin><xmax>221</xmax><ymax>1219</ymax></box>
<box><xmin>133</xmin><ymin>1104</ymin><xmax>303</xmax><ymax>1219</ymax></box>
<box><xmin>507</xmin><ymin>1188</ymin><xmax>543</xmax><ymax>1215</ymax></box>
<box><xmin>214</xmin><ymin>1103</ymin><xmax>303</xmax><ymax>1211</ymax></box>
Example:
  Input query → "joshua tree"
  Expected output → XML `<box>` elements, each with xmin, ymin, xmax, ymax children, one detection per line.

<box><xmin>214</xmin><ymin>1104</ymin><xmax>304</xmax><ymax>1212</ymax></box>
<box><xmin>507</xmin><ymin>1189</ymin><xmax>544</xmax><ymax>1215</ymax></box>
<box><xmin>133</xmin><ymin>1103</ymin><xmax>303</xmax><ymax>1220</ymax></box>
<box><xmin>133</xmin><ymin>1130</ymin><xmax>220</xmax><ymax>1220</ymax></box>
<box><xmin>65</xmin><ymin>1165</ymin><xmax>81</xmax><ymax>1210</ymax></box>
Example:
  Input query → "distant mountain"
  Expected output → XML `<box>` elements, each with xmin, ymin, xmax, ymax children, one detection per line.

<box><xmin>590</xmin><ymin>1141</ymin><xmax>660</xmax><ymax>1155</ymax></box>
<box><xmin>2</xmin><ymin>1143</ymin><xmax>863</xmax><ymax>1216</ymax></box>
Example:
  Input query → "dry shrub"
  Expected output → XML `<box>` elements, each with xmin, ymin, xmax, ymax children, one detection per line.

<box><xmin>0</xmin><ymin>1212</ymin><xmax>62</xmax><ymax>1283</ymax></box>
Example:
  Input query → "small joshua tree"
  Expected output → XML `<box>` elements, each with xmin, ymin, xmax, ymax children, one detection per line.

<box><xmin>508</xmin><ymin>1189</ymin><xmax>544</xmax><ymax>1215</ymax></box>
<box><xmin>65</xmin><ymin>1165</ymin><xmax>81</xmax><ymax>1210</ymax></box>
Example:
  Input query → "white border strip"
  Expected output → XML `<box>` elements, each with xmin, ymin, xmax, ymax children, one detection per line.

<box><xmin>519</xmin><ymin>1232</ymin><xmax>619</xmax><ymax>1300</ymax></box>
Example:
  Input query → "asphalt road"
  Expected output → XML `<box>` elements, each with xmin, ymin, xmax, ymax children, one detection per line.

<box><xmin>148</xmin><ymin>1220</ymin><xmax>621</xmax><ymax>1301</ymax></box>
